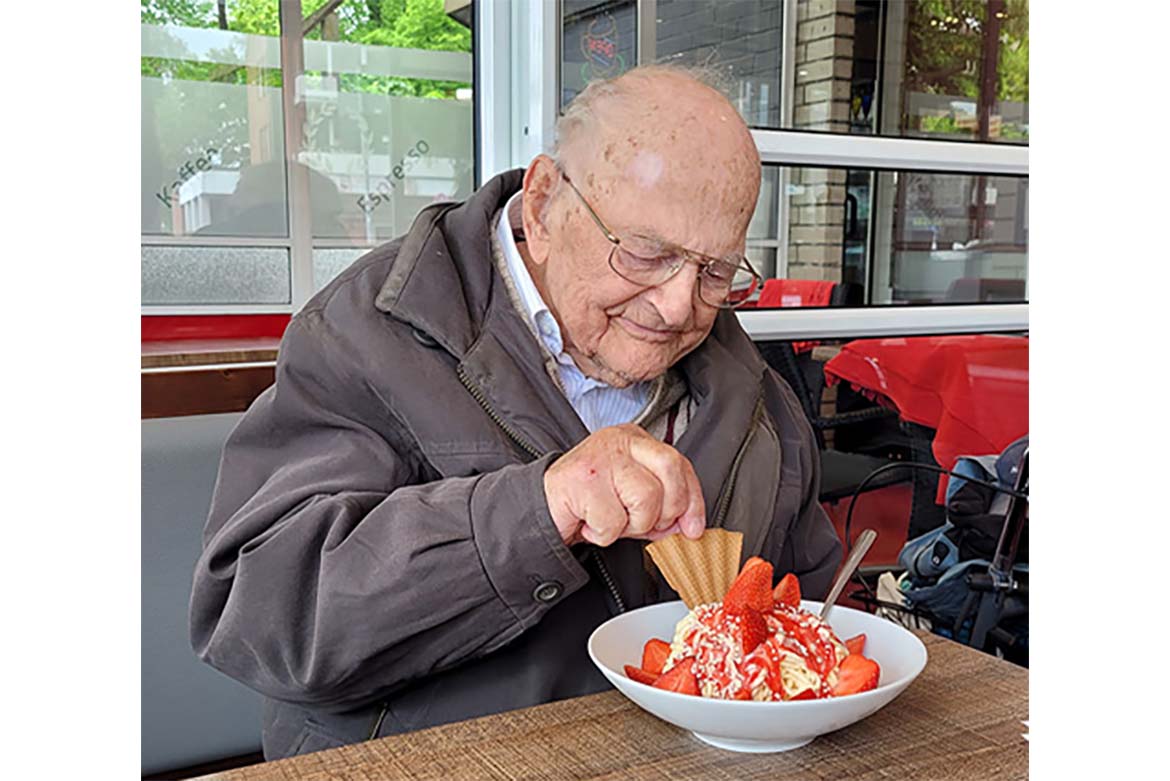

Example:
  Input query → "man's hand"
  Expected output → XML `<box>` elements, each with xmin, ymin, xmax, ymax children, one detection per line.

<box><xmin>544</xmin><ymin>424</ymin><xmax>706</xmax><ymax>547</ymax></box>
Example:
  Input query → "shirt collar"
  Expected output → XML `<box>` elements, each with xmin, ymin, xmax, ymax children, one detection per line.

<box><xmin>496</xmin><ymin>191</ymin><xmax>567</xmax><ymax>357</ymax></box>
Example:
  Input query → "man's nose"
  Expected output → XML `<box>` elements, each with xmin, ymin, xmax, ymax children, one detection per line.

<box><xmin>644</xmin><ymin>263</ymin><xmax>700</xmax><ymax>326</ymax></box>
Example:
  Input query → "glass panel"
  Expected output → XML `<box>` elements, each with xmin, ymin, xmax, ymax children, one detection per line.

<box><xmin>747</xmin><ymin>166</ymin><xmax>780</xmax><ymax>240</ymax></box>
<box><xmin>294</xmin><ymin>0</ymin><xmax>475</xmax><ymax>242</ymax></box>
<box><xmin>561</xmin><ymin>0</ymin><xmax>638</xmax><ymax>108</ymax></box>
<box><xmin>750</xmin><ymin>164</ymin><xmax>1026</xmax><ymax>307</ymax></box>
<box><xmin>558</xmin><ymin>1</ymin><xmax>1029</xmax><ymax>144</ymax></box>
<box><xmin>142</xmin><ymin>246</ymin><xmax>290</xmax><ymax>305</ymax></box>
<box><xmin>745</xmin><ymin>245</ymin><xmax>778</xmax><ymax>282</ymax></box>
<box><xmin>802</xmin><ymin>0</ymin><xmax>1028</xmax><ymax>143</ymax></box>
<box><xmin>655</xmin><ymin>0</ymin><xmax>782</xmax><ymax>127</ymax></box>
<box><xmin>313</xmin><ymin>247</ymin><xmax>368</xmax><ymax>292</ymax></box>
<box><xmin>141</xmin><ymin>1</ymin><xmax>287</xmax><ymax>237</ymax></box>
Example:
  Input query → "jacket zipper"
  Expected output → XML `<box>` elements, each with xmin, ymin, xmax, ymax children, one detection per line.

<box><xmin>457</xmin><ymin>365</ymin><xmax>628</xmax><ymax>613</ymax></box>
<box><xmin>709</xmin><ymin>397</ymin><xmax>765</xmax><ymax>530</ymax></box>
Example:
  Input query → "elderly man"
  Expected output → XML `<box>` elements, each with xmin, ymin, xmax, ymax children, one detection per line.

<box><xmin>191</xmin><ymin>65</ymin><xmax>842</xmax><ymax>760</ymax></box>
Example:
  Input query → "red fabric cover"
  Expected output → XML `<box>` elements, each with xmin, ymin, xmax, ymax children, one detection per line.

<box><xmin>824</xmin><ymin>335</ymin><xmax>1029</xmax><ymax>502</ymax></box>
<box><xmin>756</xmin><ymin>279</ymin><xmax>837</xmax><ymax>353</ymax></box>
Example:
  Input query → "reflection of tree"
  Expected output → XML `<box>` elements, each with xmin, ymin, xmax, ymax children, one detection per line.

<box><xmin>142</xmin><ymin>1</ymin><xmax>470</xmax><ymax>98</ymax></box>
<box><xmin>905</xmin><ymin>0</ymin><xmax>1028</xmax><ymax>138</ymax></box>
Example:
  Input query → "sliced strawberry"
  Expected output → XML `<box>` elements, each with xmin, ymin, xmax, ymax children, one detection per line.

<box><xmin>737</xmin><ymin>607</ymin><xmax>768</xmax><ymax>655</ymax></box>
<box><xmin>831</xmin><ymin>653</ymin><xmax>880</xmax><ymax>697</ymax></box>
<box><xmin>844</xmin><ymin>634</ymin><xmax>866</xmax><ymax>657</ymax></box>
<box><xmin>623</xmin><ymin>664</ymin><xmax>659</xmax><ymax>686</ymax></box>
<box><xmin>641</xmin><ymin>638</ymin><xmax>672</xmax><ymax>675</ymax></box>
<box><xmin>724</xmin><ymin>556</ymin><xmax>774</xmax><ymax>614</ymax></box>
<box><xmin>772</xmin><ymin>572</ymin><xmax>801</xmax><ymax>608</ymax></box>
<box><xmin>652</xmin><ymin>659</ymin><xmax>700</xmax><ymax>695</ymax></box>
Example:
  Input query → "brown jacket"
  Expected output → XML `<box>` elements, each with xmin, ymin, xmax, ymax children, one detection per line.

<box><xmin>190</xmin><ymin>170</ymin><xmax>842</xmax><ymax>759</ymax></box>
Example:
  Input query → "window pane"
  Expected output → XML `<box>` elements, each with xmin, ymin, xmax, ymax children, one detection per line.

<box><xmin>141</xmin><ymin>2</ymin><xmax>287</xmax><ymax>237</ymax></box>
<box><xmin>797</xmin><ymin>0</ymin><xmax>1028</xmax><ymax>143</ymax></box>
<box><xmin>561</xmin><ymin>0</ymin><xmax>638</xmax><ymax>108</ymax></box>
<box><xmin>142</xmin><ymin>246</ymin><xmax>290</xmax><ymax>305</ymax></box>
<box><xmin>750</xmin><ymin>164</ymin><xmax>1026</xmax><ymax>307</ymax></box>
<box><xmin>557</xmin><ymin>0</ymin><xmax>1029</xmax><ymax>144</ymax></box>
<box><xmin>747</xmin><ymin>165</ymin><xmax>780</xmax><ymax>240</ymax></box>
<box><xmin>655</xmin><ymin>0</ymin><xmax>782</xmax><ymax>127</ymax></box>
<box><xmin>294</xmin><ymin>0</ymin><xmax>475</xmax><ymax>243</ymax></box>
<box><xmin>313</xmin><ymin>247</ymin><xmax>367</xmax><ymax>292</ymax></box>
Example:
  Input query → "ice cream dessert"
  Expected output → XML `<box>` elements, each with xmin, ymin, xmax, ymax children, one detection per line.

<box><xmin>625</xmin><ymin>555</ymin><xmax>880</xmax><ymax>700</ymax></box>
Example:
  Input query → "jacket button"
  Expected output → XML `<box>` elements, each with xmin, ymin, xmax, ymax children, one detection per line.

<box><xmin>411</xmin><ymin>327</ymin><xmax>440</xmax><ymax>348</ymax></box>
<box><xmin>533</xmin><ymin>581</ymin><xmax>562</xmax><ymax>603</ymax></box>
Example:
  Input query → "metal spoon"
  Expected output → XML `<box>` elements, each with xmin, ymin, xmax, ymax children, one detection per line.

<box><xmin>819</xmin><ymin>529</ymin><xmax>878</xmax><ymax>621</ymax></box>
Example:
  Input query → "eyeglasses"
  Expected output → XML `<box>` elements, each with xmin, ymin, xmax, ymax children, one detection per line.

<box><xmin>555</xmin><ymin>165</ymin><xmax>762</xmax><ymax>309</ymax></box>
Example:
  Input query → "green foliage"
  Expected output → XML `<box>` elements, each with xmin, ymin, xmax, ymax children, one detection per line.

<box><xmin>142</xmin><ymin>0</ymin><xmax>469</xmax><ymax>97</ymax></box>
<box><xmin>905</xmin><ymin>0</ymin><xmax>1028</xmax><ymax>140</ymax></box>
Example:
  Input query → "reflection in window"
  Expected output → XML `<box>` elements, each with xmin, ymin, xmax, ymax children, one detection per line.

<box><xmin>654</xmin><ymin>0</ymin><xmax>782</xmax><ymax>127</ymax></box>
<box><xmin>561</xmin><ymin>0</ymin><xmax>637</xmax><ymax>108</ymax></box>
<box><xmin>141</xmin><ymin>0</ymin><xmax>477</xmax><ymax>305</ymax></box>
<box><xmin>842</xmin><ymin>0</ymin><xmax>1029</xmax><ymax>144</ymax></box>
<box><xmin>141</xmin><ymin>1</ymin><xmax>287</xmax><ymax>237</ymax></box>
<box><xmin>750</xmin><ymin>165</ymin><xmax>1026</xmax><ymax>307</ymax></box>
<box><xmin>557</xmin><ymin>0</ymin><xmax>1028</xmax><ymax>144</ymax></box>
<box><xmin>295</xmin><ymin>0</ymin><xmax>475</xmax><ymax>244</ymax></box>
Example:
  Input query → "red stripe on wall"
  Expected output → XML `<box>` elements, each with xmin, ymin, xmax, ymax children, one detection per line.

<box><xmin>142</xmin><ymin>315</ymin><xmax>292</xmax><ymax>342</ymax></box>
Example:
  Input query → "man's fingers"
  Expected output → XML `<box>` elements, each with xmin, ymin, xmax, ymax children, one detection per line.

<box><xmin>628</xmin><ymin>437</ymin><xmax>706</xmax><ymax>535</ymax></box>
<box><xmin>612</xmin><ymin>459</ymin><xmax>664</xmax><ymax>537</ymax></box>
<box><xmin>679</xmin><ymin>463</ymin><xmax>706</xmax><ymax>539</ymax></box>
<box><xmin>633</xmin><ymin>521</ymin><xmax>683</xmax><ymax>542</ymax></box>
<box><xmin>579</xmin><ymin>486</ymin><xmax>628</xmax><ymax>548</ymax></box>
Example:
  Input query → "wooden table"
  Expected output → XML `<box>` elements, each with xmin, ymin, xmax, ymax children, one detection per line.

<box><xmin>197</xmin><ymin>633</ymin><xmax>1027</xmax><ymax>780</ymax></box>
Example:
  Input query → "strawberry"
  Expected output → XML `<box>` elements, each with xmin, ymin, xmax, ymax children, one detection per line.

<box><xmin>844</xmin><ymin>634</ymin><xmax>866</xmax><ymax>657</ymax></box>
<box><xmin>772</xmin><ymin>572</ymin><xmax>801</xmax><ymax>608</ymax></box>
<box><xmin>724</xmin><ymin>556</ymin><xmax>774</xmax><ymax>614</ymax></box>
<box><xmin>831</xmin><ymin>653</ymin><xmax>880</xmax><ymax>696</ymax></box>
<box><xmin>787</xmin><ymin>686</ymin><xmax>817</xmax><ymax>701</ymax></box>
<box><xmin>652</xmin><ymin>659</ymin><xmax>700</xmax><ymax>695</ymax></box>
<box><xmin>641</xmin><ymin>638</ymin><xmax>672</xmax><ymax>675</ymax></box>
<box><xmin>737</xmin><ymin>607</ymin><xmax>768</xmax><ymax>655</ymax></box>
<box><xmin>623</xmin><ymin>664</ymin><xmax>659</xmax><ymax>686</ymax></box>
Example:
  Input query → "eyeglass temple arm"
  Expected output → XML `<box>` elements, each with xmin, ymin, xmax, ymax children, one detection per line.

<box><xmin>558</xmin><ymin>168</ymin><xmax>621</xmax><ymax>244</ymax></box>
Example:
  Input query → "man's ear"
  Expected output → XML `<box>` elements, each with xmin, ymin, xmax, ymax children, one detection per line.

<box><xmin>521</xmin><ymin>155</ymin><xmax>560</xmax><ymax>266</ymax></box>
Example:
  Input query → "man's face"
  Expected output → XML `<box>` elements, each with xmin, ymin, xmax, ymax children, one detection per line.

<box><xmin>525</xmin><ymin>146</ymin><xmax>756</xmax><ymax>387</ymax></box>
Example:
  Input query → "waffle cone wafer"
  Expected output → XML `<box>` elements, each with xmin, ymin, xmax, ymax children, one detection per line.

<box><xmin>646</xmin><ymin>529</ymin><xmax>744</xmax><ymax>609</ymax></box>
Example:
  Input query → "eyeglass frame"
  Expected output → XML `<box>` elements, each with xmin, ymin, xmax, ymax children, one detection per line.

<box><xmin>552</xmin><ymin>163</ymin><xmax>763</xmax><ymax>310</ymax></box>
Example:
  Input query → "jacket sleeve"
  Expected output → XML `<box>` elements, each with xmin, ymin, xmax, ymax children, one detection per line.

<box><xmin>189</xmin><ymin>311</ymin><xmax>589</xmax><ymax>712</ymax></box>
<box><xmin>760</xmin><ymin>370</ymin><xmax>844</xmax><ymax>600</ymax></box>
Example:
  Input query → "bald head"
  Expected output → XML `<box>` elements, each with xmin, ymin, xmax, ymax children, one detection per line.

<box><xmin>554</xmin><ymin>65</ymin><xmax>762</xmax><ymax>236</ymax></box>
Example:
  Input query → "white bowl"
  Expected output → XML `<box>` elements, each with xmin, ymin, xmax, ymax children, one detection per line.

<box><xmin>587</xmin><ymin>599</ymin><xmax>928</xmax><ymax>753</ymax></box>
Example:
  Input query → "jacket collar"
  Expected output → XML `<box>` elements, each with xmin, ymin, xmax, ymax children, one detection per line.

<box><xmin>374</xmin><ymin>169</ymin><xmax>525</xmax><ymax>359</ymax></box>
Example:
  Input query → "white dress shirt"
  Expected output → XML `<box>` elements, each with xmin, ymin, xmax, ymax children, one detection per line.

<box><xmin>495</xmin><ymin>192</ymin><xmax>652</xmax><ymax>433</ymax></box>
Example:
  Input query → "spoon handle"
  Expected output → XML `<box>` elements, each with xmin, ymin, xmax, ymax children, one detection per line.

<box><xmin>819</xmin><ymin>529</ymin><xmax>878</xmax><ymax>621</ymax></box>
